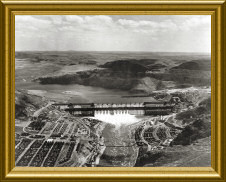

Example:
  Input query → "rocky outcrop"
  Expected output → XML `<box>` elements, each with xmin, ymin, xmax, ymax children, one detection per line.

<box><xmin>130</xmin><ymin>77</ymin><xmax>165</xmax><ymax>94</ymax></box>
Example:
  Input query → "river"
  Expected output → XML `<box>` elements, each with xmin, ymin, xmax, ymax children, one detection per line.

<box><xmin>91</xmin><ymin>112</ymin><xmax>147</xmax><ymax>167</ymax></box>
<box><xmin>98</xmin><ymin>123</ymin><xmax>139</xmax><ymax>167</ymax></box>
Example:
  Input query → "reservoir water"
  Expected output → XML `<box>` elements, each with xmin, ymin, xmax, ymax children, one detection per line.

<box><xmin>16</xmin><ymin>81</ymin><xmax>156</xmax><ymax>104</ymax></box>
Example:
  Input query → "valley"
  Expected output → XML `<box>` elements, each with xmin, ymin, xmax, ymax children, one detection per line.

<box><xmin>15</xmin><ymin>51</ymin><xmax>211</xmax><ymax>167</ymax></box>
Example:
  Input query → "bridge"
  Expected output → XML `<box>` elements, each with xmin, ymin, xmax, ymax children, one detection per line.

<box><xmin>104</xmin><ymin>144</ymin><xmax>137</xmax><ymax>147</ymax></box>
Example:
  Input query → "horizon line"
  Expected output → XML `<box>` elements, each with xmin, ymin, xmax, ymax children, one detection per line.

<box><xmin>15</xmin><ymin>50</ymin><xmax>211</xmax><ymax>54</ymax></box>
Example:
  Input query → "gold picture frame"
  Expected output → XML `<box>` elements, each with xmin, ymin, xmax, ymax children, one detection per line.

<box><xmin>0</xmin><ymin>0</ymin><xmax>225</xmax><ymax>181</ymax></box>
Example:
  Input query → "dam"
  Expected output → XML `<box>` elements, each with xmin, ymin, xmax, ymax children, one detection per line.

<box><xmin>53</xmin><ymin>102</ymin><xmax>175</xmax><ymax>116</ymax></box>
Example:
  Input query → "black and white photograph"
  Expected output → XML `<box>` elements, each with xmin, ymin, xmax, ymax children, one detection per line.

<box><xmin>15</xmin><ymin>15</ymin><xmax>211</xmax><ymax>167</ymax></box>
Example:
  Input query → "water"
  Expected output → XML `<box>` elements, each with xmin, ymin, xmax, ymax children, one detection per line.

<box><xmin>93</xmin><ymin>111</ymin><xmax>145</xmax><ymax>127</ymax></box>
<box><xmin>17</xmin><ymin>82</ymin><xmax>155</xmax><ymax>103</ymax></box>
<box><xmin>91</xmin><ymin>112</ymin><xmax>149</xmax><ymax>167</ymax></box>
<box><xmin>15</xmin><ymin>52</ymin><xmax>211</xmax><ymax>167</ymax></box>
<box><xmin>98</xmin><ymin>122</ymin><xmax>139</xmax><ymax>167</ymax></box>
<box><xmin>15</xmin><ymin>51</ymin><xmax>210</xmax><ymax>104</ymax></box>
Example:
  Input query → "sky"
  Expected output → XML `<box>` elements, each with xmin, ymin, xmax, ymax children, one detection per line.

<box><xmin>15</xmin><ymin>15</ymin><xmax>211</xmax><ymax>53</ymax></box>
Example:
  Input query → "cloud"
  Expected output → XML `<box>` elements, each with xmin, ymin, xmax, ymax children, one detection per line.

<box><xmin>65</xmin><ymin>15</ymin><xmax>84</xmax><ymax>23</ymax></box>
<box><xmin>15</xmin><ymin>15</ymin><xmax>211</xmax><ymax>52</ymax></box>
<box><xmin>180</xmin><ymin>15</ymin><xmax>211</xmax><ymax>31</ymax></box>
<box><xmin>84</xmin><ymin>15</ymin><xmax>113</xmax><ymax>24</ymax></box>
<box><xmin>117</xmin><ymin>16</ymin><xmax>209</xmax><ymax>34</ymax></box>
<box><xmin>15</xmin><ymin>15</ymin><xmax>54</xmax><ymax>34</ymax></box>
<box><xmin>117</xmin><ymin>18</ymin><xmax>178</xmax><ymax>35</ymax></box>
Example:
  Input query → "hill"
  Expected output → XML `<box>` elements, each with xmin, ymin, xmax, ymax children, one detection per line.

<box><xmin>36</xmin><ymin>57</ymin><xmax>211</xmax><ymax>93</ymax></box>
<box><xmin>135</xmin><ymin>137</ymin><xmax>211</xmax><ymax>167</ymax></box>
<box><xmin>36</xmin><ymin>59</ymin><xmax>163</xmax><ymax>94</ymax></box>
<box><xmin>100</xmin><ymin>60</ymin><xmax>149</xmax><ymax>73</ymax></box>
<box><xmin>171</xmin><ymin>118</ymin><xmax>211</xmax><ymax>146</ymax></box>
<box><xmin>170</xmin><ymin>60</ymin><xmax>211</xmax><ymax>71</ymax></box>
<box><xmin>15</xmin><ymin>90</ymin><xmax>46</xmax><ymax>119</ymax></box>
